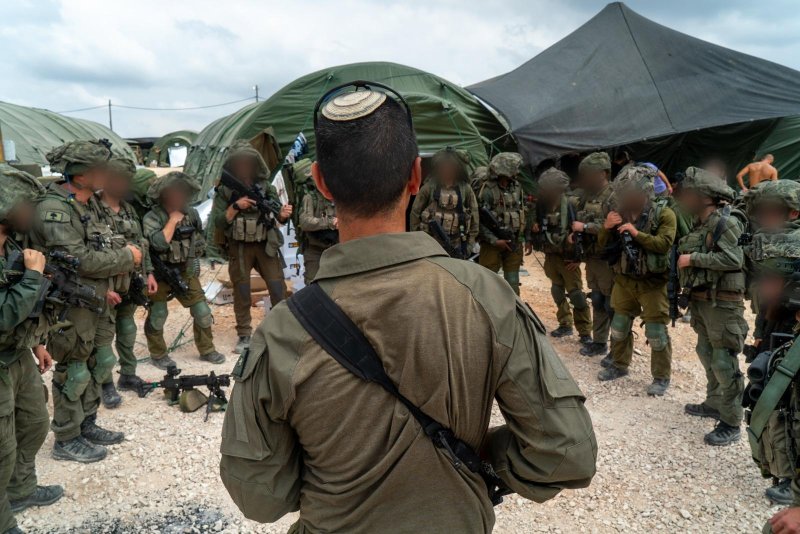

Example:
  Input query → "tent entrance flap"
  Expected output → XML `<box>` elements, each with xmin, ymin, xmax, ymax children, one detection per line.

<box><xmin>249</xmin><ymin>128</ymin><xmax>282</xmax><ymax>172</ymax></box>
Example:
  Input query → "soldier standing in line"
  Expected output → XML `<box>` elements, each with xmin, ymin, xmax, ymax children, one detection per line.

<box><xmin>528</xmin><ymin>168</ymin><xmax>592</xmax><ymax>343</ymax></box>
<box><xmin>143</xmin><ymin>172</ymin><xmax>224</xmax><ymax>368</ymax></box>
<box><xmin>677</xmin><ymin>168</ymin><xmax>747</xmax><ymax>446</ymax></box>
<box><xmin>96</xmin><ymin>157</ymin><xmax>157</xmax><ymax>400</ymax></box>
<box><xmin>0</xmin><ymin>166</ymin><xmax>64</xmax><ymax>534</ymax></box>
<box><xmin>410</xmin><ymin>148</ymin><xmax>478</xmax><ymax>259</ymax></box>
<box><xmin>30</xmin><ymin>141</ymin><xmax>141</xmax><ymax>463</ymax></box>
<box><xmin>476</xmin><ymin>152</ymin><xmax>526</xmax><ymax>295</ymax></box>
<box><xmin>573</xmin><ymin>152</ymin><xmax>616</xmax><ymax>357</ymax></box>
<box><xmin>596</xmin><ymin>165</ymin><xmax>677</xmax><ymax>396</ymax></box>
<box><xmin>297</xmin><ymin>161</ymin><xmax>339</xmax><ymax>283</ymax></box>
<box><xmin>209</xmin><ymin>142</ymin><xmax>292</xmax><ymax>354</ymax></box>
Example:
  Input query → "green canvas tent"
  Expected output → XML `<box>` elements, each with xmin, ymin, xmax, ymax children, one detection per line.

<box><xmin>148</xmin><ymin>129</ymin><xmax>198</xmax><ymax>167</ymax></box>
<box><xmin>184</xmin><ymin>61</ymin><xmax>514</xmax><ymax>200</ymax></box>
<box><xmin>754</xmin><ymin>116</ymin><xmax>800</xmax><ymax>181</ymax></box>
<box><xmin>0</xmin><ymin>101</ymin><xmax>135</xmax><ymax>166</ymax></box>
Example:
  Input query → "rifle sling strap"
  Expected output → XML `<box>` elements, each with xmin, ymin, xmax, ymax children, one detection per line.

<box><xmin>748</xmin><ymin>340</ymin><xmax>800</xmax><ymax>445</ymax></box>
<box><xmin>286</xmin><ymin>283</ymin><xmax>493</xmax><ymax>479</ymax></box>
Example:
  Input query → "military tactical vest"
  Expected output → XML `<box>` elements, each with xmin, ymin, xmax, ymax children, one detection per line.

<box><xmin>613</xmin><ymin>202</ymin><xmax>669</xmax><ymax>276</ymax></box>
<box><xmin>98</xmin><ymin>198</ymin><xmax>143</xmax><ymax>293</ymax></box>
<box><xmin>150</xmin><ymin>207</ymin><xmax>202</xmax><ymax>264</ymax></box>
<box><xmin>218</xmin><ymin>183</ymin><xmax>274</xmax><ymax>244</ymax></box>
<box><xmin>576</xmin><ymin>185</ymin><xmax>612</xmax><ymax>257</ymax></box>
<box><xmin>677</xmin><ymin>206</ymin><xmax>746</xmax><ymax>294</ymax></box>
<box><xmin>479</xmin><ymin>180</ymin><xmax>524</xmax><ymax>233</ymax></box>
<box><xmin>304</xmin><ymin>189</ymin><xmax>338</xmax><ymax>249</ymax></box>
<box><xmin>420</xmin><ymin>184</ymin><xmax>471</xmax><ymax>239</ymax></box>
<box><xmin>537</xmin><ymin>195</ymin><xmax>574</xmax><ymax>255</ymax></box>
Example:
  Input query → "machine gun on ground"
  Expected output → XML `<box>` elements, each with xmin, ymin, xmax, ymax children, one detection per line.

<box><xmin>428</xmin><ymin>220</ymin><xmax>466</xmax><ymax>259</ymax></box>
<box><xmin>479</xmin><ymin>206</ymin><xmax>518</xmax><ymax>252</ymax></box>
<box><xmin>137</xmin><ymin>365</ymin><xmax>231</xmax><ymax>421</ymax></box>
<box><xmin>150</xmin><ymin>254</ymin><xmax>189</xmax><ymax>298</ymax></box>
<box><xmin>5</xmin><ymin>250</ymin><xmax>103</xmax><ymax>320</ymax></box>
<box><xmin>219</xmin><ymin>169</ymin><xmax>283</xmax><ymax>224</ymax></box>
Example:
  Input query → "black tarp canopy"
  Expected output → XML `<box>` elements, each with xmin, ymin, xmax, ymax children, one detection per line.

<box><xmin>468</xmin><ymin>2</ymin><xmax>800</xmax><ymax>175</ymax></box>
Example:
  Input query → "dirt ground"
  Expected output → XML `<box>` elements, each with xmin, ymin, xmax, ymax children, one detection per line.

<box><xmin>17</xmin><ymin>256</ymin><xmax>779</xmax><ymax>533</ymax></box>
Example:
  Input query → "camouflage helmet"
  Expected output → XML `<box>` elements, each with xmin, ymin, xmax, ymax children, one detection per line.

<box><xmin>107</xmin><ymin>156</ymin><xmax>136</xmax><ymax>180</ymax></box>
<box><xmin>579</xmin><ymin>152</ymin><xmax>611</xmax><ymax>174</ymax></box>
<box><xmin>681</xmin><ymin>166</ymin><xmax>735</xmax><ymax>202</ymax></box>
<box><xmin>744</xmin><ymin>179</ymin><xmax>800</xmax><ymax>214</ymax></box>
<box><xmin>147</xmin><ymin>171</ymin><xmax>200</xmax><ymax>201</ymax></box>
<box><xmin>612</xmin><ymin>164</ymin><xmax>655</xmax><ymax>200</ymax></box>
<box><xmin>131</xmin><ymin>168</ymin><xmax>157</xmax><ymax>204</ymax></box>
<box><xmin>537</xmin><ymin>167</ymin><xmax>570</xmax><ymax>190</ymax></box>
<box><xmin>747</xmin><ymin>229</ymin><xmax>800</xmax><ymax>277</ymax></box>
<box><xmin>224</xmin><ymin>140</ymin><xmax>269</xmax><ymax>180</ymax></box>
<box><xmin>470</xmin><ymin>165</ymin><xmax>489</xmax><ymax>184</ymax></box>
<box><xmin>46</xmin><ymin>139</ymin><xmax>113</xmax><ymax>176</ymax></box>
<box><xmin>292</xmin><ymin>158</ymin><xmax>313</xmax><ymax>186</ymax></box>
<box><xmin>0</xmin><ymin>164</ymin><xmax>46</xmax><ymax>221</ymax></box>
<box><xmin>489</xmin><ymin>152</ymin><xmax>523</xmax><ymax>179</ymax></box>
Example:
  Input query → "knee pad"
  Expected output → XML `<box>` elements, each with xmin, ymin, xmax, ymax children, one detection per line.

<box><xmin>115</xmin><ymin>316</ymin><xmax>137</xmax><ymax>347</ymax></box>
<box><xmin>550</xmin><ymin>284</ymin><xmax>566</xmax><ymax>305</ymax></box>
<box><xmin>267</xmin><ymin>280</ymin><xmax>286</xmax><ymax>302</ymax></box>
<box><xmin>147</xmin><ymin>301</ymin><xmax>169</xmax><ymax>332</ymax></box>
<box><xmin>590</xmin><ymin>290</ymin><xmax>604</xmax><ymax>312</ymax></box>
<box><xmin>610</xmin><ymin>314</ymin><xmax>633</xmax><ymax>341</ymax></box>
<box><xmin>61</xmin><ymin>361</ymin><xmax>91</xmax><ymax>402</ymax></box>
<box><xmin>568</xmin><ymin>288</ymin><xmax>588</xmax><ymax>310</ymax></box>
<box><xmin>190</xmin><ymin>301</ymin><xmax>214</xmax><ymax>329</ymax></box>
<box><xmin>645</xmin><ymin>322</ymin><xmax>669</xmax><ymax>351</ymax></box>
<box><xmin>91</xmin><ymin>346</ymin><xmax>117</xmax><ymax>383</ymax></box>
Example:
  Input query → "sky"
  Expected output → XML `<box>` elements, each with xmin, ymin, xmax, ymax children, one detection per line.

<box><xmin>2</xmin><ymin>0</ymin><xmax>799</xmax><ymax>138</ymax></box>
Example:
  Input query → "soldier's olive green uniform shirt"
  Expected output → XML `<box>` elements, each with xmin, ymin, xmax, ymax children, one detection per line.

<box><xmin>0</xmin><ymin>241</ymin><xmax>47</xmax><ymax>366</ymax></box>
<box><xmin>531</xmin><ymin>194</ymin><xmax>580</xmax><ymax>256</ymax></box>
<box><xmin>476</xmin><ymin>179</ymin><xmax>525</xmax><ymax>246</ymax></box>
<box><xmin>210</xmin><ymin>182</ymin><xmax>284</xmax><ymax>258</ymax></box>
<box><xmin>410</xmin><ymin>180</ymin><xmax>479</xmax><ymax>246</ymax></box>
<box><xmin>298</xmin><ymin>189</ymin><xmax>337</xmax><ymax>248</ymax></box>
<box><xmin>143</xmin><ymin>206</ymin><xmax>205</xmax><ymax>264</ymax></box>
<box><xmin>97</xmin><ymin>196</ymin><xmax>153</xmax><ymax>279</ymax></box>
<box><xmin>220</xmin><ymin>232</ymin><xmax>597</xmax><ymax>534</ymax></box>
<box><xmin>575</xmin><ymin>184</ymin><xmax>613</xmax><ymax>257</ymax></box>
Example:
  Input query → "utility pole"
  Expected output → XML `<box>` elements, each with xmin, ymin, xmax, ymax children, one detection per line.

<box><xmin>254</xmin><ymin>85</ymin><xmax>259</xmax><ymax>103</ymax></box>
<box><xmin>108</xmin><ymin>99</ymin><xmax>113</xmax><ymax>131</ymax></box>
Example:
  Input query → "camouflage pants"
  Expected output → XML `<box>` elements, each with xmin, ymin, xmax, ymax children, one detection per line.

<box><xmin>585</xmin><ymin>257</ymin><xmax>615</xmax><ymax>344</ymax></box>
<box><xmin>303</xmin><ymin>244</ymin><xmax>326</xmax><ymax>285</ymax></box>
<box><xmin>113</xmin><ymin>301</ymin><xmax>140</xmax><ymax>377</ymax></box>
<box><xmin>542</xmin><ymin>253</ymin><xmax>591</xmax><ymax>335</ymax></box>
<box><xmin>479</xmin><ymin>243</ymin><xmax>524</xmax><ymax>295</ymax></box>
<box><xmin>690</xmin><ymin>298</ymin><xmax>747</xmax><ymax>427</ymax></box>
<box><xmin>145</xmin><ymin>274</ymin><xmax>215</xmax><ymax>358</ymax></box>
<box><xmin>0</xmin><ymin>352</ymin><xmax>49</xmax><ymax>532</ymax></box>
<box><xmin>228</xmin><ymin>242</ymin><xmax>285</xmax><ymax>337</ymax></box>
<box><xmin>48</xmin><ymin>307</ymin><xmax>103</xmax><ymax>441</ymax></box>
<box><xmin>609</xmin><ymin>279</ymin><xmax>672</xmax><ymax>380</ymax></box>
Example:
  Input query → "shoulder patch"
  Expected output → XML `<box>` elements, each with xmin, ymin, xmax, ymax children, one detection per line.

<box><xmin>42</xmin><ymin>210</ymin><xmax>69</xmax><ymax>223</ymax></box>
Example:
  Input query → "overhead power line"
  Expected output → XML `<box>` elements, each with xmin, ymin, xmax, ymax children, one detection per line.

<box><xmin>57</xmin><ymin>96</ymin><xmax>253</xmax><ymax>114</ymax></box>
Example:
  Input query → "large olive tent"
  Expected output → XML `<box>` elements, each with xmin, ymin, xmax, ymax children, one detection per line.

<box><xmin>0</xmin><ymin>101</ymin><xmax>135</xmax><ymax>166</ymax></box>
<box><xmin>148</xmin><ymin>129</ymin><xmax>198</xmax><ymax>167</ymax></box>
<box><xmin>184</xmin><ymin>61</ymin><xmax>513</xmax><ymax>200</ymax></box>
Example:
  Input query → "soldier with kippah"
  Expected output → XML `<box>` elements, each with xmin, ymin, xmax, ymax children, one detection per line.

<box><xmin>573</xmin><ymin>152</ymin><xmax>616</xmax><ymax>357</ymax></box>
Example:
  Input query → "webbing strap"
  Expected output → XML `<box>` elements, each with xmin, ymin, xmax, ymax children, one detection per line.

<box><xmin>749</xmin><ymin>339</ymin><xmax>800</xmax><ymax>442</ymax></box>
<box><xmin>286</xmin><ymin>284</ymin><xmax>494</xmax><ymax>479</ymax></box>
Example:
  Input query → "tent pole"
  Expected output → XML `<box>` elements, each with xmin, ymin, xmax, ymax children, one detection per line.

<box><xmin>108</xmin><ymin>99</ymin><xmax>113</xmax><ymax>131</ymax></box>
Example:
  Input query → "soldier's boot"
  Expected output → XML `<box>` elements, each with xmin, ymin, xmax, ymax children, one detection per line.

<box><xmin>580</xmin><ymin>342</ymin><xmax>607</xmax><ymax>357</ymax></box>
<box><xmin>52</xmin><ymin>436</ymin><xmax>107</xmax><ymax>463</ymax></box>
<box><xmin>81</xmin><ymin>416</ymin><xmax>124</xmax><ymax>446</ymax></box>
<box><xmin>9</xmin><ymin>485</ymin><xmax>64</xmax><ymax>514</ymax></box>
<box><xmin>597</xmin><ymin>366</ymin><xmax>629</xmax><ymax>381</ymax></box>
<box><xmin>550</xmin><ymin>326</ymin><xmax>574</xmax><ymax>338</ymax></box>
<box><xmin>600</xmin><ymin>354</ymin><xmax>615</xmax><ymax>368</ymax></box>
<box><xmin>101</xmin><ymin>381</ymin><xmax>122</xmax><ymax>409</ymax></box>
<box><xmin>149</xmin><ymin>355</ymin><xmax>176</xmax><ymax>370</ymax></box>
<box><xmin>646</xmin><ymin>379</ymin><xmax>670</xmax><ymax>397</ymax></box>
<box><xmin>704</xmin><ymin>421</ymin><xmax>741</xmax><ymax>446</ymax></box>
<box><xmin>684</xmin><ymin>402</ymin><xmax>720</xmax><ymax>419</ymax></box>
<box><xmin>578</xmin><ymin>334</ymin><xmax>594</xmax><ymax>345</ymax></box>
<box><xmin>233</xmin><ymin>336</ymin><xmax>250</xmax><ymax>355</ymax></box>
<box><xmin>117</xmin><ymin>373</ymin><xmax>144</xmax><ymax>392</ymax></box>
<box><xmin>765</xmin><ymin>479</ymin><xmax>793</xmax><ymax>505</ymax></box>
<box><xmin>200</xmin><ymin>351</ymin><xmax>226</xmax><ymax>364</ymax></box>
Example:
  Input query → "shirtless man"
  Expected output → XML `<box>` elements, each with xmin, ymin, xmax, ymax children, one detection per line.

<box><xmin>736</xmin><ymin>154</ymin><xmax>778</xmax><ymax>192</ymax></box>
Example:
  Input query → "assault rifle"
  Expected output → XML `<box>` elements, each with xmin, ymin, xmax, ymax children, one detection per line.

<box><xmin>479</xmin><ymin>206</ymin><xmax>518</xmax><ymax>252</ymax></box>
<box><xmin>621</xmin><ymin>231</ymin><xmax>641</xmax><ymax>276</ymax></box>
<box><xmin>124</xmin><ymin>272</ymin><xmax>150</xmax><ymax>308</ymax></box>
<box><xmin>150</xmin><ymin>254</ymin><xmax>189</xmax><ymax>298</ymax></box>
<box><xmin>5</xmin><ymin>250</ymin><xmax>103</xmax><ymax>320</ymax></box>
<box><xmin>219</xmin><ymin>169</ymin><xmax>283</xmax><ymax>223</ymax></box>
<box><xmin>667</xmin><ymin>245</ymin><xmax>681</xmax><ymax>326</ymax></box>
<box><xmin>137</xmin><ymin>365</ymin><xmax>231</xmax><ymax>421</ymax></box>
<box><xmin>567</xmin><ymin>203</ymin><xmax>584</xmax><ymax>261</ymax></box>
<box><xmin>428</xmin><ymin>220</ymin><xmax>465</xmax><ymax>259</ymax></box>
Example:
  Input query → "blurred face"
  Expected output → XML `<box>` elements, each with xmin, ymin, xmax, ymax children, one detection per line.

<box><xmin>78</xmin><ymin>166</ymin><xmax>110</xmax><ymax>192</ymax></box>
<box><xmin>678</xmin><ymin>189</ymin><xmax>711</xmax><ymax>216</ymax></box>
<box><xmin>4</xmin><ymin>201</ymin><xmax>37</xmax><ymax>233</ymax></box>
<box><xmin>230</xmin><ymin>156</ymin><xmax>258</xmax><ymax>183</ymax></box>
<box><xmin>161</xmin><ymin>186</ymin><xmax>189</xmax><ymax>212</ymax></box>
<box><xmin>436</xmin><ymin>160</ymin><xmax>460</xmax><ymax>188</ymax></box>
<box><xmin>104</xmin><ymin>172</ymin><xmax>131</xmax><ymax>199</ymax></box>
<box><xmin>753</xmin><ymin>202</ymin><xmax>793</xmax><ymax>231</ymax></box>
<box><xmin>619</xmin><ymin>190</ymin><xmax>648</xmax><ymax>213</ymax></box>
<box><xmin>757</xmin><ymin>275</ymin><xmax>785</xmax><ymax>306</ymax></box>
<box><xmin>579</xmin><ymin>169</ymin><xmax>608</xmax><ymax>193</ymax></box>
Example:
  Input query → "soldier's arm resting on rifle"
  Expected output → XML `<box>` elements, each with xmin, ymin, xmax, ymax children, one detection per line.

<box><xmin>467</xmin><ymin>188</ymin><xmax>480</xmax><ymax>245</ymax></box>
<box><xmin>408</xmin><ymin>185</ymin><xmax>430</xmax><ymax>232</ymax></box>
<box><xmin>0</xmin><ymin>251</ymin><xmax>45</xmax><ymax>330</ymax></box>
<box><xmin>220</xmin><ymin>343</ymin><xmax>301</xmax><ymax>523</ymax></box>
<box><xmin>144</xmin><ymin>211</ymin><xmax>182</xmax><ymax>252</ymax></box>
<box><xmin>630</xmin><ymin>207</ymin><xmax>677</xmax><ymax>254</ymax></box>
<box><xmin>484</xmin><ymin>302</ymin><xmax>597</xmax><ymax>502</ymax></box>
<box><xmin>35</xmin><ymin>205</ymin><xmax>135</xmax><ymax>278</ymax></box>
<box><xmin>299</xmin><ymin>194</ymin><xmax>332</xmax><ymax>232</ymax></box>
<box><xmin>686</xmin><ymin>217</ymin><xmax>744</xmax><ymax>271</ymax></box>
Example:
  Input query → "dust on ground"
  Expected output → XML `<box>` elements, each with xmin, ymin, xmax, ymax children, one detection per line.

<box><xmin>18</xmin><ymin>256</ymin><xmax>777</xmax><ymax>533</ymax></box>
